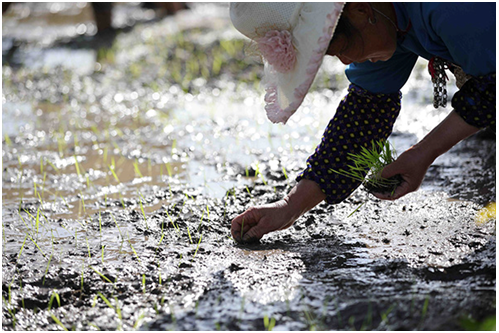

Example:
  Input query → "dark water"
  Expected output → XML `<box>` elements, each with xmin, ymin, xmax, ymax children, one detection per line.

<box><xmin>2</xmin><ymin>3</ymin><xmax>496</xmax><ymax>331</ymax></box>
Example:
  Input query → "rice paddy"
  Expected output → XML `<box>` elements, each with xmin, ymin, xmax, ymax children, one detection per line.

<box><xmin>2</xmin><ymin>2</ymin><xmax>496</xmax><ymax>331</ymax></box>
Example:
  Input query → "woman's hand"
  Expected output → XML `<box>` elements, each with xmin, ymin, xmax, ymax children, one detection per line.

<box><xmin>373</xmin><ymin>146</ymin><xmax>433</xmax><ymax>200</ymax></box>
<box><xmin>374</xmin><ymin>111</ymin><xmax>480</xmax><ymax>201</ymax></box>
<box><xmin>231</xmin><ymin>179</ymin><xmax>326</xmax><ymax>243</ymax></box>
<box><xmin>231</xmin><ymin>200</ymin><xmax>296</xmax><ymax>243</ymax></box>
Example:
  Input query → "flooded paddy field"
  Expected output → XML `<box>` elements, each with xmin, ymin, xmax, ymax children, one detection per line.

<box><xmin>2</xmin><ymin>3</ymin><xmax>496</xmax><ymax>331</ymax></box>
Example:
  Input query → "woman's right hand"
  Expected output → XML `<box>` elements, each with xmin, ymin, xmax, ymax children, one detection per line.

<box><xmin>230</xmin><ymin>199</ymin><xmax>296</xmax><ymax>243</ymax></box>
<box><xmin>230</xmin><ymin>179</ymin><xmax>326</xmax><ymax>243</ymax></box>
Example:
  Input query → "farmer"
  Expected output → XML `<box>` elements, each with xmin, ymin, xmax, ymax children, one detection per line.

<box><xmin>229</xmin><ymin>3</ymin><xmax>496</xmax><ymax>243</ymax></box>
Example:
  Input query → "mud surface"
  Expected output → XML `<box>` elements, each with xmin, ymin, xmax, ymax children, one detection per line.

<box><xmin>2</xmin><ymin>3</ymin><xmax>496</xmax><ymax>331</ymax></box>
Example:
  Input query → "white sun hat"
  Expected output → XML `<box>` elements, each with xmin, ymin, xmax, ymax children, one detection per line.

<box><xmin>230</xmin><ymin>2</ymin><xmax>345</xmax><ymax>124</ymax></box>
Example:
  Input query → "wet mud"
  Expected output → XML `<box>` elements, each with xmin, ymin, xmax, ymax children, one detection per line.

<box><xmin>2</xmin><ymin>3</ymin><xmax>496</xmax><ymax>331</ymax></box>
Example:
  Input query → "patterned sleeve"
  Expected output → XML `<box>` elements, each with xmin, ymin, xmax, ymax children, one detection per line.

<box><xmin>451</xmin><ymin>73</ymin><xmax>496</xmax><ymax>129</ymax></box>
<box><xmin>296</xmin><ymin>84</ymin><xmax>402</xmax><ymax>204</ymax></box>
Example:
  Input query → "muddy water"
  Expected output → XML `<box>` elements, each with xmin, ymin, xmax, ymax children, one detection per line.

<box><xmin>2</xmin><ymin>3</ymin><xmax>496</xmax><ymax>331</ymax></box>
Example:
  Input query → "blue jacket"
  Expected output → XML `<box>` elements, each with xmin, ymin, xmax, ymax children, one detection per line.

<box><xmin>345</xmin><ymin>2</ymin><xmax>496</xmax><ymax>94</ymax></box>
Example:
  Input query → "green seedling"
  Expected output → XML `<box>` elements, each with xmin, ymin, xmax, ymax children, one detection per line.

<box><xmin>331</xmin><ymin>140</ymin><xmax>400</xmax><ymax>195</ymax></box>
<box><xmin>35</xmin><ymin>207</ymin><xmax>41</xmax><ymax>236</ymax></box>
<box><xmin>192</xmin><ymin>234</ymin><xmax>203</xmax><ymax>259</ymax></box>
<box><xmin>245</xmin><ymin>186</ymin><xmax>252</xmax><ymax>198</ymax></box>
<box><xmin>111</xmin><ymin>213</ymin><xmax>122</xmax><ymax>237</ymax></box>
<box><xmin>42</xmin><ymin>252</ymin><xmax>53</xmax><ymax>285</ymax></box>
<box><xmin>18</xmin><ymin>234</ymin><xmax>28</xmax><ymax>260</ymax></box>
<box><xmin>263</xmin><ymin>315</ymin><xmax>276</xmax><ymax>331</ymax></box>
<box><xmin>48</xmin><ymin>290</ymin><xmax>61</xmax><ymax>311</ymax></box>
<box><xmin>419</xmin><ymin>295</ymin><xmax>430</xmax><ymax>326</ymax></box>
<box><xmin>90</xmin><ymin>266</ymin><xmax>115</xmax><ymax>285</ymax></box>
<box><xmin>88</xmin><ymin>323</ymin><xmax>100</xmax><ymax>331</ymax></box>
<box><xmin>19</xmin><ymin>214</ymin><xmax>46</xmax><ymax>258</ymax></box>
<box><xmin>380</xmin><ymin>304</ymin><xmax>396</xmax><ymax>328</ymax></box>
<box><xmin>360</xmin><ymin>302</ymin><xmax>373</xmax><ymax>330</ymax></box>
<box><xmin>4</xmin><ymin>133</ymin><xmax>12</xmax><ymax>146</ymax></box>
<box><xmin>46</xmin><ymin>159</ymin><xmax>61</xmax><ymax>175</ymax></box>
<box><xmin>80</xmin><ymin>191</ymin><xmax>86</xmax><ymax>215</ymax></box>
<box><xmin>134</xmin><ymin>159</ymin><xmax>143</xmax><ymax>178</ymax></box>
<box><xmin>186</xmin><ymin>226</ymin><xmax>193</xmax><ymax>244</ymax></box>
<box><xmin>127</xmin><ymin>231</ymin><xmax>141</xmax><ymax>264</ymax></box>
<box><xmin>138</xmin><ymin>191</ymin><xmax>148</xmax><ymax>229</ymax></box>
<box><xmin>282</xmin><ymin>166</ymin><xmax>289</xmax><ymax>180</ymax></box>
<box><xmin>133</xmin><ymin>311</ymin><xmax>146</xmax><ymax>330</ymax></box>
<box><xmin>85</xmin><ymin>237</ymin><xmax>91</xmax><ymax>258</ymax></box>
<box><xmin>109</xmin><ymin>165</ymin><xmax>120</xmax><ymax>183</ymax></box>
<box><xmin>74</xmin><ymin>155</ymin><xmax>82</xmax><ymax>179</ymax></box>
<box><xmin>142</xmin><ymin>274</ymin><xmax>146</xmax><ymax>294</ymax></box>
<box><xmin>114</xmin><ymin>296</ymin><xmax>123</xmax><ymax>330</ymax></box>
<box><xmin>50</xmin><ymin>313</ymin><xmax>68</xmax><ymax>331</ymax></box>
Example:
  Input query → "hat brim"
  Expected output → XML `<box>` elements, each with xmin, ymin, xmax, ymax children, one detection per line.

<box><xmin>262</xmin><ymin>3</ymin><xmax>345</xmax><ymax>124</ymax></box>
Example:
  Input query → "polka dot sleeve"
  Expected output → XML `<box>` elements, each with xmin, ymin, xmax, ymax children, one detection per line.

<box><xmin>296</xmin><ymin>84</ymin><xmax>402</xmax><ymax>204</ymax></box>
<box><xmin>451</xmin><ymin>73</ymin><xmax>496</xmax><ymax>129</ymax></box>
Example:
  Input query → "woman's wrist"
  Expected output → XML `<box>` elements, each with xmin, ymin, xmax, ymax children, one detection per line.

<box><xmin>283</xmin><ymin>179</ymin><xmax>326</xmax><ymax>221</ymax></box>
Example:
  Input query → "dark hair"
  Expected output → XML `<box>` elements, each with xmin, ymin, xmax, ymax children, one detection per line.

<box><xmin>329</xmin><ymin>4</ymin><xmax>363</xmax><ymax>54</ymax></box>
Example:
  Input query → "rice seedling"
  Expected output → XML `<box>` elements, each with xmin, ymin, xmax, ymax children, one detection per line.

<box><xmin>158</xmin><ymin>264</ymin><xmax>162</xmax><ymax>286</ymax></box>
<box><xmin>79</xmin><ymin>191</ymin><xmax>87</xmax><ymax>216</ymax></box>
<box><xmin>192</xmin><ymin>234</ymin><xmax>203</xmax><ymax>259</ymax></box>
<box><xmin>4</xmin><ymin>133</ymin><xmax>12</xmax><ymax>146</ymax></box>
<box><xmin>245</xmin><ymin>186</ymin><xmax>252</xmax><ymax>198</ymax></box>
<box><xmin>168</xmin><ymin>303</ymin><xmax>177</xmax><ymax>327</ymax></box>
<box><xmin>33</xmin><ymin>181</ymin><xmax>38</xmax><ymax>200</ymax></box>
<box><xmin>380</xmin><ymin>304</ymin><xmax>396</xmax><ymax>328</ymax></box>
<box><xmin>134</xmin><ymin>159</ymin><xmax>143</xmax><ymax>178</ymax></box>
<box><xmin>110</xmin><ymin>213</ymin><xmax>122</xmax><ymax>237</ymax></box>
<box><xmin>282</xmin><ymin>166</ymin><xmax>289</xmax><ymax>180</ymax></box>
<box><xmin>360</xmin><ymin>302</ymin><xmax>373</xmax><ymax>330</ymax></box>
<box><xmin>114</xmin><ymin>296</ymin><xmax>123</xmax><ymax>330</ymax></box>
<box><xmin>127</xmin><ymin>231</ymin><xmax>142</xmax><ymax>264</ymax></box>
<box><xmin>19</xmin><ymin>214</ymin><xmax>47</xmax><ymax>258</ymax></box>
<box><xmin>96</xmin><ymin>292</ymin><xmax>118</xmax><ymax>318</ymax></box>
<box><xmin>138</xmin><ymin>191</ymin><xmax>148</xmax><ymax>229</ymax></box>
<box><xmin>142</xmin><ymin>274</ymin><xmax>146</xmax><ymax>294</ymax></box>
<box><xmin>186</xmin><ymin>225</ymin><xmax>193</xmax><ymax>244</ymax></box>
<box><xmin>42</xmin><ymin>252</ymin><xmax>54</xmax><ymax>285</ymax></box>
<box><xmin>88</xmin><ymin>323</ymin><xmax>100</xmax><ymax>330</ymax></box>
<box><xmin>17</xmin><ymin>234</ymin><xmax>28</xmax><ymax>260</ymax></box>
<box><xmin>41</xmin><ymin>172</ymin><xmax>47</xmax><ymax>198</ymax></box>
<box><xmin>119</xmin><ymin>193</ymin><xmax>126</xmax><ymax>209</ymax></box>
<box><xmin>419</xmin><ymin>295</ymin><xmax>430</xmax><ymax>327</ymax></box>
<box><xmin>263</xmin><ymin>314</ymin><xmax>276</xmax><ymax>331</ymax></box>
<box><xmin>109</xmin><ymin>164</ymin><xmax>120</xmax><ymax>183</ymax></box>
<box><xmin>133</xmin><ymin>311</ymin><xmax>146</xmax><ymax>329</ymax></box>
<box><xmin>103</xmin><ymin>146</ymin><xmax>109</xmax><ymax>164</ymax></box>
<box><xmin>48</xmin><ymin>290</ymin><xmax>61</xmax><ymax>311</ymax></box>
<box><xmin>330</xmin><ymin>140</ymin><xmax>401</xmax><ymax>195</ymax></box>
<box><xmin>50</xmin><ymin>312</ymin><xmax>68</xmax><ymax>331</ymax></box>
<box><xmin>35</xmin><ymin>207</ymin><xmax>41</xmax><ymax>236</ymax></box>
<box><xmin>90</xmin><ymin>266</ymin><xmax>115</xmax><ymax>285</ymax></box>
<box><xmin>85</xmin><ymin>236</ymin><xmax>91</xmax><ymax>258</ymax></box>
<box><xmin>46</xmin><ymin>159</ymin><xmax>61</xmax><ymax>175</ymax></box>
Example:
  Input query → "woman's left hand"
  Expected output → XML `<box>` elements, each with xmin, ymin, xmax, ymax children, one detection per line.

<box><xmin>373</xmin><ymin>146</ymin><xmax>433</xmax><ymax>200</ymax></box>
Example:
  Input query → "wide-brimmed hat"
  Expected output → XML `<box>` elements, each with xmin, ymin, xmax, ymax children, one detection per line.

<box><xmin>230</xmin><ymin>2</ymin><xmax>345</xmax><ymax>124</ymax></box>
